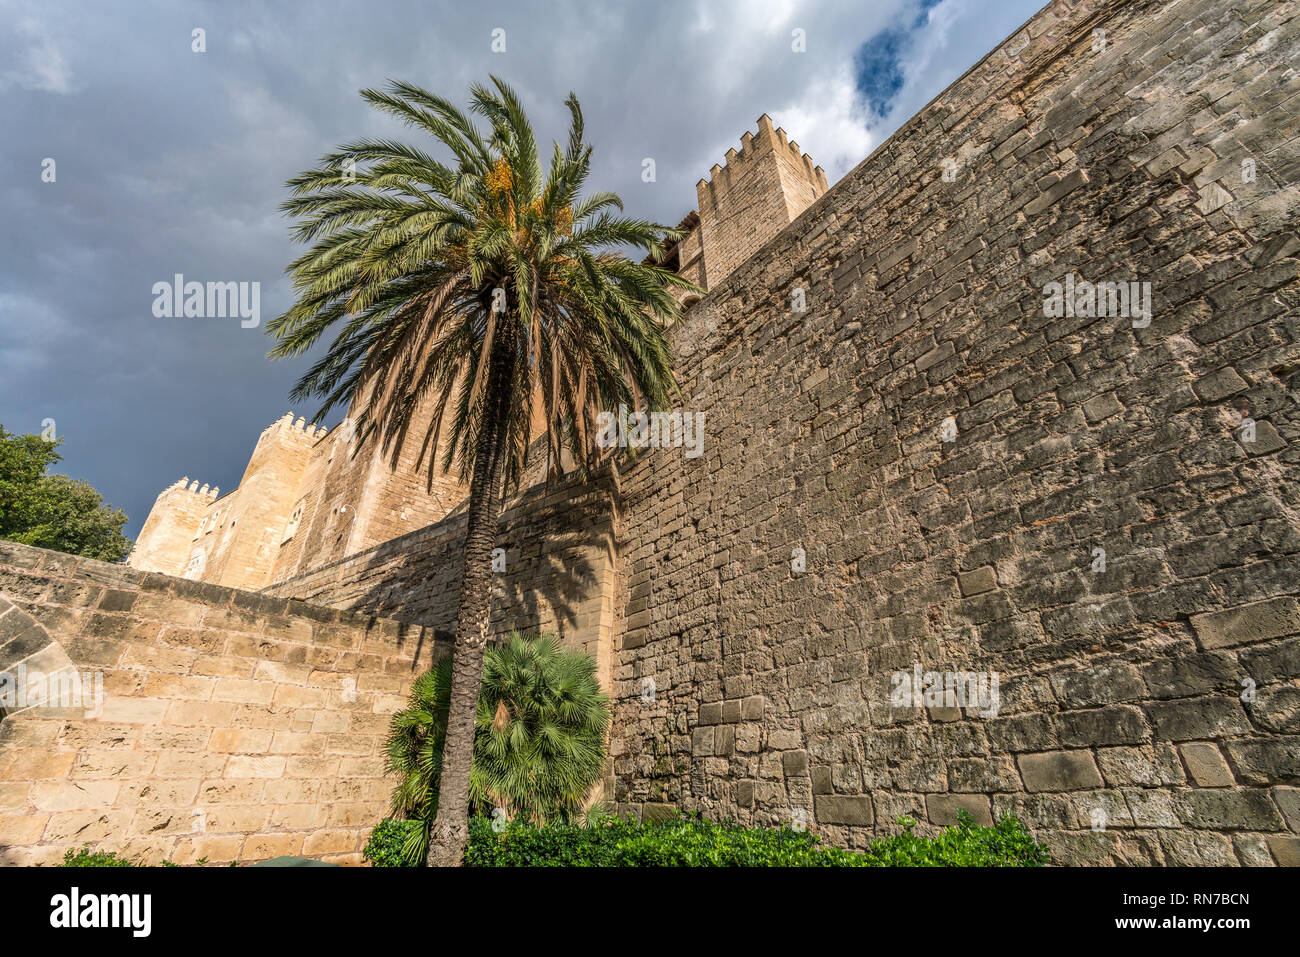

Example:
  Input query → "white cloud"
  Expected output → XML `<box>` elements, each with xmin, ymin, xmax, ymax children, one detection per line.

<box><xmin>874</xmin><ymin>0</ymin><xmax>1036</xmax><ymax>131</ymax></box>
<box><xmin>772</xmin><ymin>63</ymin><xmax>877</xmax><ymax>183</ymax></box>
<box><xmin>1</xmin><ymin>16</ymin><xmax>74</xmax><ymax>94</ymax></box>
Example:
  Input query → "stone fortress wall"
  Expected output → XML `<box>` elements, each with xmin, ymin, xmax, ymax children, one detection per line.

<box><xmin>262</xmin><ymin>472</ymin><xmax>623</xmax><ymax>700</ymax></box>
<box><xmin>14</xmin><ymin>0</ymin><xmax>1299</xmax><ymax>865</ymax></box>
<box><xmin>609</xmin><ymin>0</ymin><xmax>1300</xmax><ymax>865</ymax></box>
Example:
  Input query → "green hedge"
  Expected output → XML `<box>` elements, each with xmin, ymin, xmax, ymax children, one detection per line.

<box><xmin>61</xmin><ymin>847</ymin><xmax>137</xmax><ymax>867</ymax></box>
<box><xmin>363</xmin><ymin>818</ymin><xmax>417</xmax><ymax>867</ymax></box>
<box><xmin>364</xmin><ymin>810</ymin><xmax>1050</xmax><ymax>867</ymax></box>
<box><xmin>60</xmin><ymin>846</ymin><xmax>187</xmax><ymax>867</ymax></box>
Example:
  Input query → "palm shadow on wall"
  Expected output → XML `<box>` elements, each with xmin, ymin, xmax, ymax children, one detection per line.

<box><xmin>343</xmin><ymin>474</ymin><xmax>611</xmax><ymax>674</ymax></box>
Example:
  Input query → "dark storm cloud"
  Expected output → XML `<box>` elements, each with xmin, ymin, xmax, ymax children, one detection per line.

<box><xmin>0</xmin><ymin>0</ymin><xmax>1042</xmax><ymax>538</ymax></box>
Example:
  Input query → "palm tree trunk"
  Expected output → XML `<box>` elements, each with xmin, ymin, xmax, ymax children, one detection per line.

<box><xmin>426</xmin><ymin>329</ymin><xmax>515</xmax><ymax>866</ymax></box>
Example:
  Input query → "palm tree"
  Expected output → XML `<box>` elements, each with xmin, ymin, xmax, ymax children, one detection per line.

<box><xmin>385</xmin><ymin>632</ymin><xmax>610</xmax><ymax>865</ymax></box>
<box><xmin>268</xmin><ymin>77</ymin><xmax>695</xmax><ymax>865</ymax></box>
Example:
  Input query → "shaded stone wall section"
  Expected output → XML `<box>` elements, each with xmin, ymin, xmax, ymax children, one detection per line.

<box><xmin>263</xmin><ymin>472</ymin><xmax>620</xmax><ymax>691</ymax></box>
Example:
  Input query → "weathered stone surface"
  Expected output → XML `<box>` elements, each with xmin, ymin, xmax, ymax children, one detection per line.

<box><xmin>1143</xmin><ymin>699</ymin><xmax>1251</xmax><ymax>742</ymax></box>
<box><xmin>1140</xmin><ymin>653</ymin><xmax>1238</xmax><ymax>700</ymax></box>
<box><xmin>1268</xmin><ymin>835</ymin><xmax>1300</xmax><ymax>866</ymax></box>
<box><xmin>1125</xmin><ymin>790</ymin><xmax>1180</xmax><ymax>829</ymax></box>
<box><xmin>814</xmin><ymin>795</ymin><xmax>874</xmax><ymax>827</ymax></box>
<box><xmin>1244</xmin><ymin>421</ymin><xmax>1286</xmax><ymax>456</ymax></box>
<box><xmin>926</xmin><ymin>793</ymin><xmax>993</xmax><ymax>827</ymax></box>
<box><xmin>1096</xmin><ymin>745</ymin><xmax>1185</xmax><ymax>788</ymax></box>
<box><xmin>641</xmin><ymin>802</ymin><xmax>677</xmax><ymax>823</ymax></box>
<box><xmin>1050</xmin><ymin>665</ymin><xmax>1146</xmax><ymax>708</ymax></box>
<box><xmin>0</xmin><ymin>542</ymin><xmax>424</xmax><ymax>866</ymax></box>
<box><xmin>1272</xmin><ymin>787</ymin><xmax>1300</xmax><ymax>833</ymax></box>
<box><xmin>1159</xmin><ymin>830</ymin><xmax>1237</xmax><ymax>867</ymax></box>
<box><xmin>810</xmin><ymin>766</ymin><xmax>833</xmax><ymax>795</ymax></box>
<box><xmin>1223</xmin><ymin>740</ymin><xmax>1299</xmax><ymax>786</ymax></box>
<box><xmin>1179</xmin><ymin>743</ymin><xmax>1235</xmax><ymax>788</ymax></box>
<box><xmin>1081</xmin><ymin>393</ymin><xmax>1123</xmax><ymax>424</ymax></box>
<box><xmin>1248</xmin><ymin>686</ymin><xmax>1300</xmax><ymax>734</ymax></box>
<box><xmin>1018</xmin><ymin>751</ymin><xmax>1104</xmax><ymax>793</ymax></box>
<box><xmin>691</xmin><ymin>728</ymin><xmax>714</xmax><ymax>757</ymax></box>
<box><xmin>1192</xmin><ymin>367</ymin><xmax>1248</xmax><ymax>402</ymax></box>
<box><xmin>1055</xmin><ymin>706</ymin><xmax>1150</xmax><ymax>748</ymax></box>
<box><xmin>1174</xmin><ymin>790</ymin><xmax>1285</xmax><ymax>831</ymax></box>
<box><xmin>958</xmin><ymin>566</ymin><xmax>997</xmax><ymax>597</ymax></box>
<box><xmin>1191</xmin><ymin>598</ymin><xmax>1300</xmax><ymax>650</ymax></box>
<box><xmin>782</xmin><ymin>750</ymin><xmax>809</xmax><ymax>777</ymax></box>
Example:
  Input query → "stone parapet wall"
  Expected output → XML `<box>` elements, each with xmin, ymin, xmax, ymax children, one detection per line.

<box><xmin>0</xmin><ymin>541</ymin><xmax>438</xmax><ymax>865</ymax></box>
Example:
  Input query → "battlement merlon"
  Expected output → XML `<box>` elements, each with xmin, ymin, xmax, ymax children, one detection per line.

<box><xmin>262</xmin><ymin>411</ymin><xmax>330</xmax><ymax>443</ymax></box>
<box><xmin>764</xmin><ymin>114</ymin><xmax>830</xmax><ymax>195</ymax></box>
<box><xmin>695</xmin><ymin>114</ymin><xmax>828</xmax><ymax>211</ymax></box>
<box><xmin>165</xmin><ymin>476</ymin><xmax>219</xmax><ymax>498</ymax></box>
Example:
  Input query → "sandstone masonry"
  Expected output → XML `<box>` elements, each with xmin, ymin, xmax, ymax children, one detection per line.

<box><xmin>0</xmin><ymin>540</ymin><xmax>441</xmax><ymax>865</ymax></box>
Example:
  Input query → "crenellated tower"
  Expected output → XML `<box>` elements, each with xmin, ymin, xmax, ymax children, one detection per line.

<box><xmin>129</xmin><ymin>413</ymin><xmax>325</xmax><ymax>589</ymax></box>
<box><xmin>129</xmin><ymin>477</ymin><xmax>219</xmax><ymax>577</ymax></box>
<box><xmin>687</xmin><ymin>114</ymin><xmax>828</xmax><ymax>294</ymax></box>
<box><xmin>650</xmin><ymin>115</ymin><xmax>826</xmax><ymax>308</ymax></box>
<box><xmin>193</xmin><ymin>412</ymin><xmax>323</xmax><ymax>589</ymax></box>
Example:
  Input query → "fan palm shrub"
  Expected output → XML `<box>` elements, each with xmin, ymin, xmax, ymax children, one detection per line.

<box><xmin>268</xmin><ymin>77</ymin><xmax>695</xmax><ymax>864</ymax></box>
<box><xmin>383</xmin><ymin>632</ymin><xmax>609</xmax><ymax>865</ymax></box>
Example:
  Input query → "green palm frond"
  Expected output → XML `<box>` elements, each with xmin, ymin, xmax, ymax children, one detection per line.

<box><xmin>269</xmin><ymin>76</ymin><xmax>700</xmax><ymax>486</ymax></box>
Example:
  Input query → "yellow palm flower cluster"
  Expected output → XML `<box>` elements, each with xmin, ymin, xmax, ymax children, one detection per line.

<box><xmin>485</xmin><ymin>158</ymin><xmax>513</xmax><ymax>196</ymax></box>
<box><xmin>526</xmin><ymin>197</ymin><xmax>574</xmax><ymax>237</ymax></box>
<box><xmin>554</xmin><ymin>204</ymin><xmax>573</xmax><ymax>236</ymax></box>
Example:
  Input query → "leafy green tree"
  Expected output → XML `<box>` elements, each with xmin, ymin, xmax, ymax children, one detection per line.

<box><xmin>384</xmin><ymin>633</ymin><xmax>609</xmax><ymax>865</ymax></box>
<box><xmin>0</xmin><ymin>426</ymin><xmax>132</xmax><ymax>562</ymax></box>
<box><xmin>269</xmin><ymin>77</ymin><xmax>692</xmax><ymax>864</ymax></box>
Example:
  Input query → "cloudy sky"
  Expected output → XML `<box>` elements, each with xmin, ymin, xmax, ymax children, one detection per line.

<box><xmin>0</xmin><ymin>0</ymin><xmax>1043</xmax><ymax>539</ymax></box>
